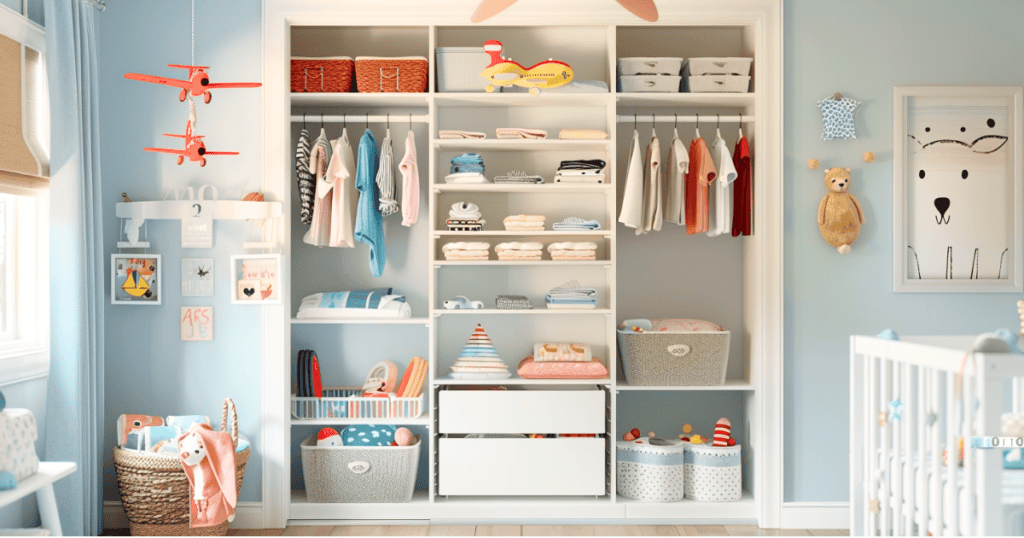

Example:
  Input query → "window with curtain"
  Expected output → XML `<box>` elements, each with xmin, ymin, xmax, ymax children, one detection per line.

<box><xmin>0</xmin><ymin>4</ymin><xmax>49</xmax><ymax>384</ymax></box>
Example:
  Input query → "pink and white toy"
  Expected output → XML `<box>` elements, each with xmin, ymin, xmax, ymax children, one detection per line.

<box><xmin>178</xmin><ymin>424</ymin><xmax>237</xmax><ymax>527</ymax></box>
<box><xmin>317</xmin><ymin>427</ymin><xmax>342</xmax><ymax>447</ymax></box>
<box><xmin>713</xmin><ymin>417</ymin><xmax>731</xmax><ymax>447</ymax></box>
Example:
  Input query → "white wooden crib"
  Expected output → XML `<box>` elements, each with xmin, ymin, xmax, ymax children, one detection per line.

<box><xmin>850</xmin><ymin>334</ymin><xmax>1024</xmax><ymax>536</ymax></box>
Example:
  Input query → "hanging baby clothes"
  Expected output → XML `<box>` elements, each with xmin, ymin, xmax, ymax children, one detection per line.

<box><xmin>617</xmin><ymin>129</ymin><xmax>644</xmax><ymax>231</ymax></box>
<box><xmin>295</xmin><ymin>128</ymin><xmax>314</xmax><ymax>225</ymax></box>
<box><xmin>706</xmin><ymin>134</ymin><xmax>738</xmax><ymax>238</ymax></box>
<box><xmin>376</xmin><ymin>129</ymin><xmax>399</xmax><ymax>218</ymax></box>
<box><xmin>400</xmin><ymin>130</ymin><xmax>419</xmax><ymax>227</ymax></box>
<box><xmin>732</xmin><ymin>136</ymin><xmax>752</xmax><ymax>237</ymax></box>
<box><xmin>685</xmin><ymin>137</ymin><xmax>717</xmax><ymax>235</ymax></box>
<box><xmin>303</xmin><ymin>131</ymin><xmax>336</xmax><ymax>247</ymax></box>
<box><xmin>662</xmin><ymin>134</ymin><xmax>689</xmax><ymax>226</ymax></box>
<box><xmin>355</xmin><ymin>129</ymin><xmax>386</xmax><ymax>277</ymax></box>
<box><xmin>640</xmin><ymin>133</ymin><xmax>662</xmax><ymax>234</ymax></box>
<box><xmin>329</xmin><ymin>128</ymin><xmax>357</xmax><ymax>248</ymax></box>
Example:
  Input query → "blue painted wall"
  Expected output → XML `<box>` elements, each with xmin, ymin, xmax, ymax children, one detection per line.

<box><xmin>784</xmin><ymin>0</ymin><xmax>1024</xmax><ymax>502</ymax></box>
<box><xmin>96</xmin><ymin>1</ymin><xmax>264</xmax><ymax>503</ymax></box>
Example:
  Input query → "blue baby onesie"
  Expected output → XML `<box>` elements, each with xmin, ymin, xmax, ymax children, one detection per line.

<box><xmin>355</xmin><ymin>129</ymin><xmax>386</xmax><ymax>277</ymax></box>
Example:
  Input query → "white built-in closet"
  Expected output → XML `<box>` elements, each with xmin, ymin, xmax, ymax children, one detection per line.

<box><xmin>261</xmin><ymin>0</ymin><xmax>783</xmax><ymax>527</ymax></box>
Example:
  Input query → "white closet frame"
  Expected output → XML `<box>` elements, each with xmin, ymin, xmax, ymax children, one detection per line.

<box><xmin>261</xmin><ymin>0</ymin><xmax>783</xmax><ymax>528</ymax></box>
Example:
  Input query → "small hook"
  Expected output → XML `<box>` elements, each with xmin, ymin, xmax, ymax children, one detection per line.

<box><xmin>717</xmin><ymin>114</ymin><xmax>720</xmax><ymax>129</ymax></box>
<box><xmin>674</xmin><ymin>113</ymin><xmax>678</xmax><ymax>129</ymax></box>
<box><xmin>302</xmin><ymin>113</ymin><xmax>306</xmax><ymax>129</ymax></box>
<box><xmin>343</xmin><ymin>114</ymin><xmax>347</xmax><ymax>129</ymax></box>
<box><xmin>366</xmin><ymin>112</ymin><xmax>369</xmax><ymax>131</ymax></box>
<box><xmin>634</xmin><ymin>114</ymin><xmax>637</xmax><ymax>131</ymax></box>
<box><xmin>320</xmin><ymin>113</ymin><xmax>324</xmax><ymax>129</ymax></box>
<box><xmin>387</xmin><ymin>113</ymin><xmax>390</xmax><ymax>129</ymax></box>
<box><xmin>409</xmin><ymin>112</ymin><xmax>412</xmax><ymax>129</ymax></box>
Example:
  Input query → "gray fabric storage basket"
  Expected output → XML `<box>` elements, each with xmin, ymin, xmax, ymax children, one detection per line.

<box><xmin>300</xmin><ymin>434</ymin><xmax>420</xmax><ymax>503</ymax></box>
<box><xmin>617</xmin><ymin>329</ymin><xmax>730</xmax><ymax>386</ymax></box>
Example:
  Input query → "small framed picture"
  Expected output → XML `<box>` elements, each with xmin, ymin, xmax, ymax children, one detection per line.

<box><xmin>181</xmin><ymin>306</ymin><xmax>213</xmax><ymax>341</ymax></box>
<box><xmin>230</xmin><ymin>254</ymin><xmax>282</xmax><ymax>304</ymax></box>
<box><xmin>111</xmin><ymin>254</ymin><xmax>162</xmax><ymax>305</ymax></box>
<box><xmin>182</xmin><ymin>258</ymin><xmax>214</xmax><ymax>297</ymax></box>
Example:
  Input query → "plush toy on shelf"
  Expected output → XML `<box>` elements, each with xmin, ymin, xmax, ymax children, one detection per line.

<box><xmin>479</xmin><ymin>40</ymin><xmax>573</xmax><ymax>96</ymax></box>
<box><xmin>443</xmin><ymin>296</ymin><xmax>484</xmax><ymax>310</ymax></box>
<box><xmin>317</xmin><ymin>427</ymin><xmax>342</xmax><ymax>447</ymax></box>
<box><xmin>817</xmin><ymin>167</ymin><xmax>865</xmax><ymax>254</ymax></box>
<box><xmin>713</xmin><ymin>418</ymin><xmax>731</xmax><ymax>447</ymax></box>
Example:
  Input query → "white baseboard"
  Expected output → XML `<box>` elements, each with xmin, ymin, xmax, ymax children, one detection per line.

<box><xmin>103</xmin><ymin>501</ymin><xmax>264</xmax><ymax>529</ymax></box>
<box><xmin>780</xmin><ymin>502</ymin><xmax>849</xmax><ymax>530</ymax></box>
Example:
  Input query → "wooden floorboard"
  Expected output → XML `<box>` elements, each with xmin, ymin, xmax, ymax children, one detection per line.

<box><xmin>597</xmin><ymin>526</ymin><xmax>641</xmax><ymax>536</ymax></box>
<box><xmin>722</xmin><ymin>526</ymin><xmax>759</xmax><ymax>536</ymax></box>
<box><xmin>331</xmin><ymin>526</ymin><xmax>385</xmax><ymax>536</ymax></box>
<box><xmin>476</xmin><ymin>525</ymin><xmax>523</xmax><ymax>536</ymax></box>
<box><xmin>637</xmin><ymin>526</ymin><xmax>681</xmax><ymax>536</ymax></box>
<box><xmin>282</xmin><ymin>525</ymin><xmax>335</xmax><ymax>536</ymax></box>
<box><xmin>428</xmin><ymin>525</ymin><xmax>478</xmax><ymax>536</ymax></box>
<box><xmin>807</xmin><ymin>531</ymin><xmax>848</xmax><ymax>537</ymax></box>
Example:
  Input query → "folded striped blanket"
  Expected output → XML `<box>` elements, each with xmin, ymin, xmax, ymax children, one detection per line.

<box><xmin>552</xmin><ymin>217</ymin><xmax>601</xmax><ymax>230</ymax></box>
<box><xmin>496</xmin><ymin>127</ymin><xmax>548</xmax><ymax>139</ymax></box>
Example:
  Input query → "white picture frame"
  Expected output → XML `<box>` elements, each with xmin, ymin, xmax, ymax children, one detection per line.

<box><xmin>181</xmin><ymin>306</ymin><xmax>214</xmax><ymax>341</ymax></box>
<box><xmin>181</xmin><ymin>258</ymin><xmax>214</xmax><ymax>297</ymax></box>
<box><xmin>111</xmin><ymin>254</ymin><xmax>162</xmax><ymax>305</ymax></box>
<box><xmin>230</xmin><ymin>254</ymin><xmax>282</xmax><ymax>304</ymax></box>
<box><xmin>893</xmin><ymin>86</ymin><xmax>1024</xmax><ymax>293</ymax></box>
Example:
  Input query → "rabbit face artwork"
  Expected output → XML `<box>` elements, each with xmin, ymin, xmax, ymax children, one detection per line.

<box><xmin>907</xmin><ymin>108</ymin><xmax>1011</xmax><ymax>279</ymax></box>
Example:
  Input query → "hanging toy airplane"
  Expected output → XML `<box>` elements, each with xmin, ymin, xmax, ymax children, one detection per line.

<box><xmin>479</xmin><ymin>40</ymin><xmax>573</xmax><ymax>96</ymax></box>
<box><xmin>124</xmin><ymin>64</ymin><xmax>261</xmax><ymax>103</ymax></box>
<box><xmin>144</xmin><ymin>119</ymin><xmax>238</xmax><ymax>167</ymax></box>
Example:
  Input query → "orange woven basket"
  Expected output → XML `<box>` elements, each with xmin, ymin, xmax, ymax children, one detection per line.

<box><xmin>290</xmin><ymin>57</ymin><xmax>354</xmax><ymax>92</ymax></box>
<box><xmin>354</xmin><ymin>56</ymin><xmax>428</xmax><ymax>93</ymax></box>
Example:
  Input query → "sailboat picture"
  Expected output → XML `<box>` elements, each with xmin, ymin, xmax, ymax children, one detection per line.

<box><xmin>111</xmin><ymin>254</ymin><xmax>162</xmax><ymax>305</ymax></box>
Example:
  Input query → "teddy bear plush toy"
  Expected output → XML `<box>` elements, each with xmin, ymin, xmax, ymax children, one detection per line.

<box><xmin>818</xmin><ymin>167</ymin><xmax>865</xmax><ymax>254</ymax></box>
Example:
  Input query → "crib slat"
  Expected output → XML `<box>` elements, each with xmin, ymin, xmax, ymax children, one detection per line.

<box><xmin>945</xmin><ymin>371</ymin><xmax>959</xmax><ymax>536</ymax></box>
<box><xmin>928</xmin><ymin>369</ymin><xmax>942</xmax><ymax>536</ymax></box>
<box><xmin>851</xmin><ymin>343</ymin><xmax>866</xmax><ymax>537</ymax></box>
<box><xmin>892</xmin><ymin>362</ymin><xmax>903</xmax><ymax>535</ymax></box>
<box><xmin>902</xmin><ymin>365</ymin><xmax>915</xmax><ymax>537</ymax></box>
<box><xmin>880</xmin><ymin>358</ymin><xmax>891</xmax><ymax>536</ymax></box>
<box><xmin>962</xmin><ymin>364</ymin><xmax>974</xmax><ymax>535</ymax></box>
<box><xmin>976</xmin><ymin>356</ymin><xmax>1004</xmax><ymax>536</ymax></box>
<box><xmin>917</xmin><ymin>367</ymin><xmax>929</xmax><ymax>537</ymax></box>
<box><xmin>868</xmin><ymin>354</ymin><xmax>879</xmax><ymax>536</ymax></box>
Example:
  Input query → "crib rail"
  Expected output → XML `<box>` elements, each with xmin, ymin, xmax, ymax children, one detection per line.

<box><xmin>850</xmin><ymin>335</ymin><xmax>1024</xmax><ymax>536</ymax></box>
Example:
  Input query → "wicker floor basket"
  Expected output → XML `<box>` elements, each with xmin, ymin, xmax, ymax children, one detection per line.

<box><xmin>354</xmin><ymin>56</ymin><xmax>428</xmax><ymax>93</ymax></box>
<box><xmin>290</xmin><ymin>57</ymin><xmax>354</xmax><ymax>92</ymax></box>
<box><xmin>112</xmin><ymin>399</ymin><xmax>248</xmax><ymax>536</ymax></box>
<box><xmin>617</xmin><ymin>328</ymin><xmax>730</xmax><ymax>386</ymax></box>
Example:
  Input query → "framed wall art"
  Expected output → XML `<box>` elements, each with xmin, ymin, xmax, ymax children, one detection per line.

<box><xmin>182</xmin><ymin>258</ymin><xmax>214</xmax><ymax>297</ymax></box>
<box><xmin>893</xmin><ymin>86</ymin><xmax>1024</xmax><ymax>292</ymax></box>
<box><xmin>111</xmin><ymin>254</ymin><xmax>162</xmax><ymax>305</ymax></box>
<box><xmin>230</xmin><ymin>254</ymin><xmax>282</xmax><ymax>304</ymax></box>
<box><xmin>181</xmin><ymin>306</ymin><xmax>213</xmax><ymax>341</ymax></box>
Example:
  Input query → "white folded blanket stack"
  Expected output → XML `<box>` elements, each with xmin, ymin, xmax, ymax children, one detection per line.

<box><xmin>448</xmin><ymin>202</ymin><xmax>486</xmax><ymax>231</ymax></box>
<box><xmin>546</xmin><ymin>241</ymin><xmax>598</xmax><ymax>261</ymax></box>
<box><xmin>443</xmin><ymin>241</ymin><xmax>492</xmax><ymax>261</ymax></box>
<box><xmin>495</xmin><ymin>241</ymin><xmax>544</xmax><ymax>261</ymax></box>
<box><xmin>503</xmin><ymin>214</ymin><xmax>546</xmax><ymax>231</ymax></box>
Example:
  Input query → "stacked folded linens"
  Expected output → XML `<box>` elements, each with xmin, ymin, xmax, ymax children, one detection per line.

<box><xmin>445</xmin><ymin>153</ymin><xmax>488</xmax><ymax>183</ymax></box>
<box><xmin>494</xmin><ymin>170</ymin><xmax>544</xmax><ymax>184</ymax></box>
<box><xmin>443</xmin><ymin>241</ymin><xmax>491</xmax><ymax>261</ymax></box>
<box><xmin>546</xmin><ymin>280</ymin><xmax>598</xmax><ymax>309</ymax></box>
<box><xmin>551</xmin><ymin>217</ymin><xmax>601</xmax><ymax>231</ymax></box>
<box><xmin>448</xmin><ymin>202</ymin><xmax>486</xmax><ymax>231</ymax></box>
<box><xmin>547</xmin><ymin>241</ymin><xmax>598</xmax><ymax>261</ymax></box>
<box><xmin>495</xmin><ymin>241</ymin><xmax>544</xmax><ymax>261</ymax></box>
<box><xmin>503</xmin><ymin>214</ymin><xmax>546</xmax><ymax>231</ymax></box>
<box><xmin>553</xmin><ymin>159</ymin><xmax>606</xmax><ymax>183</ymax></box>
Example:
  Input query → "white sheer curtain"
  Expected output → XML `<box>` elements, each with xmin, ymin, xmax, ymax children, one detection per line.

<box><xmin>42</xmin><ymin>0</ymin><xmax>104</xmax><ymax>535</ymax></box>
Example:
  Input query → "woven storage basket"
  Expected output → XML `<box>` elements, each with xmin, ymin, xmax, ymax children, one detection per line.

<box><xmin>290</xmin><ymin>57</ymin><xmax>354</xmax><ymax>93</ymax></box>
<box><xmin>684</xmin><ymin>444</ymin><xmax>742</xmax><ymax>501</ymax></box>
<box><xmin>112</xmin><ymin>399</ymin><xmax>248</xmax><ymax>536</ymax></box>
<box><xmin>300</xmin><ymin>434</ymin><xmax>420</xmax><ymax>503</ymax></box>
<box><xmin>616</xmin><ymin>437</ymin><xmax>687</xmax><ymax>502</ymax></box>
<box><xmin>354</xmin><ymin>56</ymin><xmax>428</xmax><ymax>93</ymax></box>
<box><xmin>617</xmin><ymin>328</ymin><xmax>730</xmax><ymax>386</ymax></box>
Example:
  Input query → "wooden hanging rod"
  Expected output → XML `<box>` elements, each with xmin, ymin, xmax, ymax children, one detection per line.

<box><xmin>291</xmin><ymin>115</ymin><xmax>430</xmax><ymax>124</ymax></box>
<box><xmin>615</xmin><ymin>115</ymin><xmax>753</xmax><ymax>123</ymax></box>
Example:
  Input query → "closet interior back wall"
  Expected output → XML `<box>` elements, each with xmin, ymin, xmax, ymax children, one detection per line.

<box><xmin>291</xmin><ymin>25</ymin><xmax>430</xmax><ymax>59</ymax></box>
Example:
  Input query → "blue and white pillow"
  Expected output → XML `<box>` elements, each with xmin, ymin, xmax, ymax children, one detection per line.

<box><xmin>342</xmin><ymin>424</ymin><xmax>396</xmax><ymax>446</ymax></box>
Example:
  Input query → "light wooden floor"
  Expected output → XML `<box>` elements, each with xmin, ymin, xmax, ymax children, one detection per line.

<box><xmin>212</xmin><ymin>526</ymin><xmax>849</xmax><ymax>537</ymax></box>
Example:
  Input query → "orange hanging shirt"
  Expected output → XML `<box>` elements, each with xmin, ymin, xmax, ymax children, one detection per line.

<box><xmin>685</xmin><ymin>138</ymin><xmax>717</xmax><ymax>234</ymax></box>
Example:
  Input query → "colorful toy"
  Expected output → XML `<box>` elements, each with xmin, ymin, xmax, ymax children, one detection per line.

<box><xmin>443</xmin><ymin>296</ymin><xmax>484</xmax><ymax>309</ymax></box>
<box><xmin>713</xmin><ymin>418</ymin><xmax>731</xmax><ymax>447</ymax></box>
<box><xmin>124</xmin><ymin>64</ymin><xmax>261</xmax><ymax>104</ymax></box>
<box><xmin>689</xmin><ymin>434</ymin><xmax>705</xmax><ymax>444</ymax></box>
<box><xmin>479</xmin><ymin>40</ymin><xmax>573</xmax><ymax>96</ymax></box>
<box><xmin>727</xmin><ymin>438</ymin><xmax>736</xmax><ymax>447</ymax></box>
<box><xmin>817</xmin><ymin>167</ymin><xmax>865</xmax><ymax>254</ymax></box>
<box><xmin>394</xmin><ymin>427</ymin><xmax>416</xmax><ymax>446</ymax></box>
<box><xmin>623</xmin><ymin>432</ymin><xmax>636</xmax><ymax>441</ymax></box>
<box><xmin>470</xmin><ymin>0</ymin><xmax>659</xmax><ymax>22</ymax></box>
<box><xmin>317</xmin><ymin>427</ymin><xmax>342</xmax><ymax>447</ymax></box>
<box><xmin>648</xmin><ymin>431</ymin><xmax>656</xmax><ymax>438</ymax></box>
<box><xmin>678</xmin><ymin>436</ymin><xmax>689</xmax><ymax>442</ymax></box>
<box><xmin>807</xmin><ymin>158</ymin><xmax>820</xmax><ymax>170</ymax></box>
<box><xmin>681</xmin><ymin>423</ymin><xmax>692</xmax><ymax>434</ymax></box>
<box><xmin>117</xmin><ymin>414</ymin><xmax>164</xmax><ymax>446</ymax></box>
<box><xmin>630</xmin><ymin>428</ymin><xmax>641</xmax><ymax>438</ymax></box>
<box><xmin>863</xmin><ymin>151</ymin><xmax>875</xmax><ymax>163</ymax></box>
<box><xmin>145</xmin><ymin>117</ymin><xmax>238</xmax><ymax>167</ymax></box>
<box><xmin>397</xmin><ymin>356</ymin><xmax>429</xmax><ymax>398</ymax></box>
<box><xmin>178</xmin><ymin>424</ymin><xmax>238</xmax><ymax>526</ymax></box>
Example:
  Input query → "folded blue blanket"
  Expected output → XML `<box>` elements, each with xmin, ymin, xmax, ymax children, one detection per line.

<box><xmin>553</xmin><ymin>218</ymin><xmax>601</xmax><ymax>231</ymax></box>
<box><xmin>318</xmin><ymin>288</ymin><xmax>404</xmax><ymax>309</ymax></box>
<box><xmin>546</xmin><ymin>296</ymin><xmax>598</xmax><ymax>304</ymax></box>
<box><xmin>451</xmin><ymin>153</ymin><xmax>484</xmax><ymax>174</ymax></box>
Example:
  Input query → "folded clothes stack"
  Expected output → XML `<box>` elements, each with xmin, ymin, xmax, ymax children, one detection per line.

<box><xmin>551</xmin><ymin>217</ymin><xmax>601</xmax><ymax>231</ymax></box>
<box><xmin>438</xmin><ymin>130</ymin><xmax>486</xmax><ymax>139</ymax></box>
<box><xmin>447</xmin><ymin>201</ymin><xmax>486</xmax><ymax>231</ymax></box>
<box><xmin>547</xmin><ymin>241</ymin><xmax>598</xmax><ymax>261</ymax></box>
<box><xmin>445</xmin><ymin>153</ymin><xmax>488</xmax><ymax>183</ymax></box>
<box><xmin>503</xmin><ymin>214</ymin><xmax>546</xmax><ymax>231</ymax></box>
<box><xmin>495</xmin><ymin>241</ymin><xmax>544</xmax><ymax>261</ymax></box>
<box><xmin>494</xmin><ymin>170</ymin><xmax>544</xmax><ymax>184</ymax></box>
<box><xmin>443</xmin><ymin>241</ymin><xmax>491</xmax><ymax>261</ymax></box>
<box><xmin>496</xmin><ymin>127</ymin><xmax>547</xmax><ymax>139</ymax></box>
<box><xmin>558</xmin><ymin>129</ymin><xmax>609</xmax><ymax>140</ymax></box>
<box><xmin>553</xmin><ymin>159</ymin><xmax>606</xmax><ymax>183</ymax></box>
<box><xmin>545</xmin><ymin>280</ymin><xmax>598</xmax><ymax>309</ymax></box>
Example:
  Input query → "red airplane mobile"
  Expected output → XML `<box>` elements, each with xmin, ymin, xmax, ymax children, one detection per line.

<box><xmin>144</xmin><ymin>120</ymin><xmax>237</xmax><ymax>167</ymax></box>
<box><xmin>124</xmin><ymin>64</ymin><xmax>261</xmax><ymax>103</ymax></box>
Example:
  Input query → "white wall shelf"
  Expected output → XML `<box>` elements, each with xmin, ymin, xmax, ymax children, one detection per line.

<box><xmin>435</xmin><ymin>309</ymin><xmax>613</xmax><ymax>316</ymax></box>
<box><xmin>616</xmin><ymin>379</ymin><xmax>755</xmax><ymax>391</ymax></box>
<box><xmin>289</xmin><ymin>317</ymin><xmax>431</xmax><ymax>325</ymax></box>
<box><xmin>433</xmin><ymin>261</ymin><xmax>611</xmax><ymax>267</ymax></box>
<box><xmin>433</xmin><ymin>139</ymin><xmax>612</xmax><ymax>151</ymax></box>
<box><xmin>616</xmin><ymin>92</ymin><xmax>757</xmax><ymax>108</ymax></box>
<box><xmin>433</xmin><ymin>231</ymin><xmax>611</xmax><ymax>237</ymax></box>
<box><xmin>433</xmin><ymin>93</ymin><xmax>611</xmax><ymax>107</ymax></box>
<box><xmin>433</xmin><ymin>184</ymin><xmax>611</xmax><ymax>193</ymax></box>
<box><xmin>433</xmin><ymin>378</ymin><xmax>611</xmax><ymax>386</ymax></box>
<box><xmin>290</xmin><ymin>415</ymin><xmax>431</xmax><ymax>426</ymax></box>
<box><xmin>114</xmin><ymin>200</ymin><xmax>282</xmax><ymax>221</ymax></box>
<box><xmin>290</xmin><ymin>92</ymin><xmax>430</xmax><ymax>108</ymax></box>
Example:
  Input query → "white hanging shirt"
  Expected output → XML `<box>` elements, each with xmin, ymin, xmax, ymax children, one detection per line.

<box><xmin>617</xmin><ymin>130</ymin><xmax>644</xmax><ymax>231</ymax></box>
<box><xmin>707</xmin><ymin>135</ymin><xmax>738</xmax><ymax>237</ymax></box>
<box><xmin>662</xmin><ymin>136</ymin><xmax>689</xmax><ymax>225</ymax></box>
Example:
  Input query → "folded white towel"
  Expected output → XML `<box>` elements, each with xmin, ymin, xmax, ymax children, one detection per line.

<box><xmin>550</xmin><ymin>249</ymin><xmax>597</xmax><ymax>257</ymax></box>
<box><xmin>559</xmin><ymin>129</ymin><xmax>609</xmax><ymax>140</ymax></box>
<box><xmin>446</xmin><ymin>249</ymin><xmax>490</xmax><ymax>257</ymax></box>
<box><xmin>496</xmin><ymin>128</ymin><xmax>548</xmax><ymax>139</ymax></box>
<box><xmin>503</xmin><ymin>214</ymin><xmax>546</xmax><ymax>223</ymax></box>
<box><xmin>439</xmin><ymin>130</ymin><xmax>487</xmax><ymax>139</ymax></box>
<box><xmin>553</xmin><ymin>173</ymin><xmax>606</xmax><ymax>183</ymax></box>
<box><xmin>495</xmin><ymin>241</ymin><xmax>545</xmax><ymax>253</ymax></box>
<box><xmin>445</xmin><ymin>172</ymin><xmax>489</xmax><ymax>184</ymax></box>
<box><xmin>449</xmin><ymin>201</ymin><xmax>483</xmax><ymax>220</ymax></box>
<box><xmin>547</xmin><ymin>242</ymin><xmax>598</xmax><ymax>252</ymax></box>
<box><xmin>443</xmin><ymin>241</ymin><xmax>491</xmax><ymax>253</ymax></box>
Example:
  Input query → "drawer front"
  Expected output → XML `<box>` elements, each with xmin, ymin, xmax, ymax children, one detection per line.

<box><xmin>438</xmin><ymin>389</ymin><xmax>605</xmax><ymax>434</ymax></box>
<box><xmin>438</xmin><ymin>437</ymin><xmax>605</xmax><ymax>496</ymax></box>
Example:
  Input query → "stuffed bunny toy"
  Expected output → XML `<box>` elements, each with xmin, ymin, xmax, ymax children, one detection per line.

<box><xmin>178</xmin><ymin>423</ymin><xmax>237</xmax><ymax>527</ymax></box>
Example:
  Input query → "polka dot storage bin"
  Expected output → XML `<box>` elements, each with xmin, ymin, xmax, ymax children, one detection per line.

<box><xmin>616</xmin><ymin>437</ymin><xmax>688</xmax><ymax>502</ymax></box>
<box><xmin>684</xmin><ymin>443</ymin><xmax>742</xmax><ymax>501</ymax></box>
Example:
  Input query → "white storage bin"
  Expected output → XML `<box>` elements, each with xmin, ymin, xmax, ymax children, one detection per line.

<box><xmin>292</xmin><ymin>390</ymin><xmax>424</xmax><ymax>421</ymax></box>
<box><xmin>618</xmin><ymin>75</ymin><xmax>681</xmax><ymax>93</ymax></box>
<box><xmin>684</xmin><ymin>57</ymin><xmax>753</xmax><ymax>76</ymax></box>
<box><xmin>436</xmin><ymin>47</ymin><xmax>493</xmax><ymax>92</ymax></box>
<box><xmin>438</xmin><ymin>388</ymin><xmax>605</xmax><ymax>434</ymax></box>
<box><xmin>617</xmin><ymin>57</ymin><xmax>684</xmax><ymax>76</ymax></box>
<box><xmin>299</xmin><ymin>434</ymin><xmax>420</xmax><ymax>503</ymax></box>
<box><xmin>617</xmin><ymin>327</ymin><xmax>730</xmax><ymax>386</ymax></box>
<box><xmin>438</xmin><ymin>437</ymin><xmax>605</xmax><ymax>496</ymax></box>
<box><xmin>685</xmin><ymin>75</ymin><xmax>751</xmax><ymax>93</ymax></box>
<box><xmin>617</xmin><ymin>437</ymin><xmax>687</xmax><ymax>502</ymax></box>
<box><xmin>684</xmin><ymin>444</ymin><xmax>742</xmax><ymax>501</ymax></box>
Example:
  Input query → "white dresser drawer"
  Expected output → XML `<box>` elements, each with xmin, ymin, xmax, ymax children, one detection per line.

<box><xmin>438</xmin><ymin>388</ymin><xmax>606</xmax><ymax>434</ymax></box>
<box><xmin>438</xmin><ymin>437</ymin><xmax>605</xmax><ymax>496</ymax></box>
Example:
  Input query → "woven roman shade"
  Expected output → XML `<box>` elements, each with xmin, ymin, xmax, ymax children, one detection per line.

<box><xmin>0</xmin><ymin>33</ymin><xmax>48</xmax><ymax>196</ymax></box>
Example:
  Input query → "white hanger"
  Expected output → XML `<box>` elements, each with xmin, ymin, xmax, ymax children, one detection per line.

<box><xmin>715</xmin><ymin>114</ymin><xmax>722</xmax><ymax>142</ymax></box>
<box><xmin>673</xmin><ymin>114</ymin><xmax>679</xmax><ymax>140</ymax></box>
<box><xmin>695</xmin><ymin>113</ymin><xmax>701</xmax><ymax>139</ymax></box>
<box><xmin>651</xmin><ymin>112</ymin><xmax>657</xmax><ymax>139</ymax></box>
<box><xmin>738</xmin><ymin>117</ymin><xmax>744</xmax><ymax>140</ymax></box>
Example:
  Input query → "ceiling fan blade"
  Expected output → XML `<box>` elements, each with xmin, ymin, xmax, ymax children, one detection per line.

<box><xmin>616</xmin><ymin>0</ymin><xmax>659</xmax><ymax>22</ymax></box>
<box><xmin>471</xmin><ymin>0</ymin><xmax>521</xmax><ymax>22</ymax></box>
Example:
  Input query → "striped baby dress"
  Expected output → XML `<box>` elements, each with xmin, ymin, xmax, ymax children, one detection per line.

<box><xmin>295</xmin><ymin>128</ymin><xmax>315</xmax><ymax>225</ymax></box>
<box><xmin>376</xmin><ymin>129</ymin><xmax>399</xmax><ymax>218</ymax></box>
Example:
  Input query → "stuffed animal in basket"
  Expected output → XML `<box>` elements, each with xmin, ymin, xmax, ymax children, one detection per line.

<box><xmin>178</xmin><ymin>423</ymin><xmax>237</xmax><ymax>527</ymax></box>
<box><xmin>817</xmin><ymin>167</ymin><xmax>864</xmax><ymax>254</ymax></box>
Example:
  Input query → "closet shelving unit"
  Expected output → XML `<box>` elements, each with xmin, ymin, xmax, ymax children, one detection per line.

<box><xmin>264</xmin><ymin>2</ymin><xmax>781</xmax><ymax>527</ymax></box>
